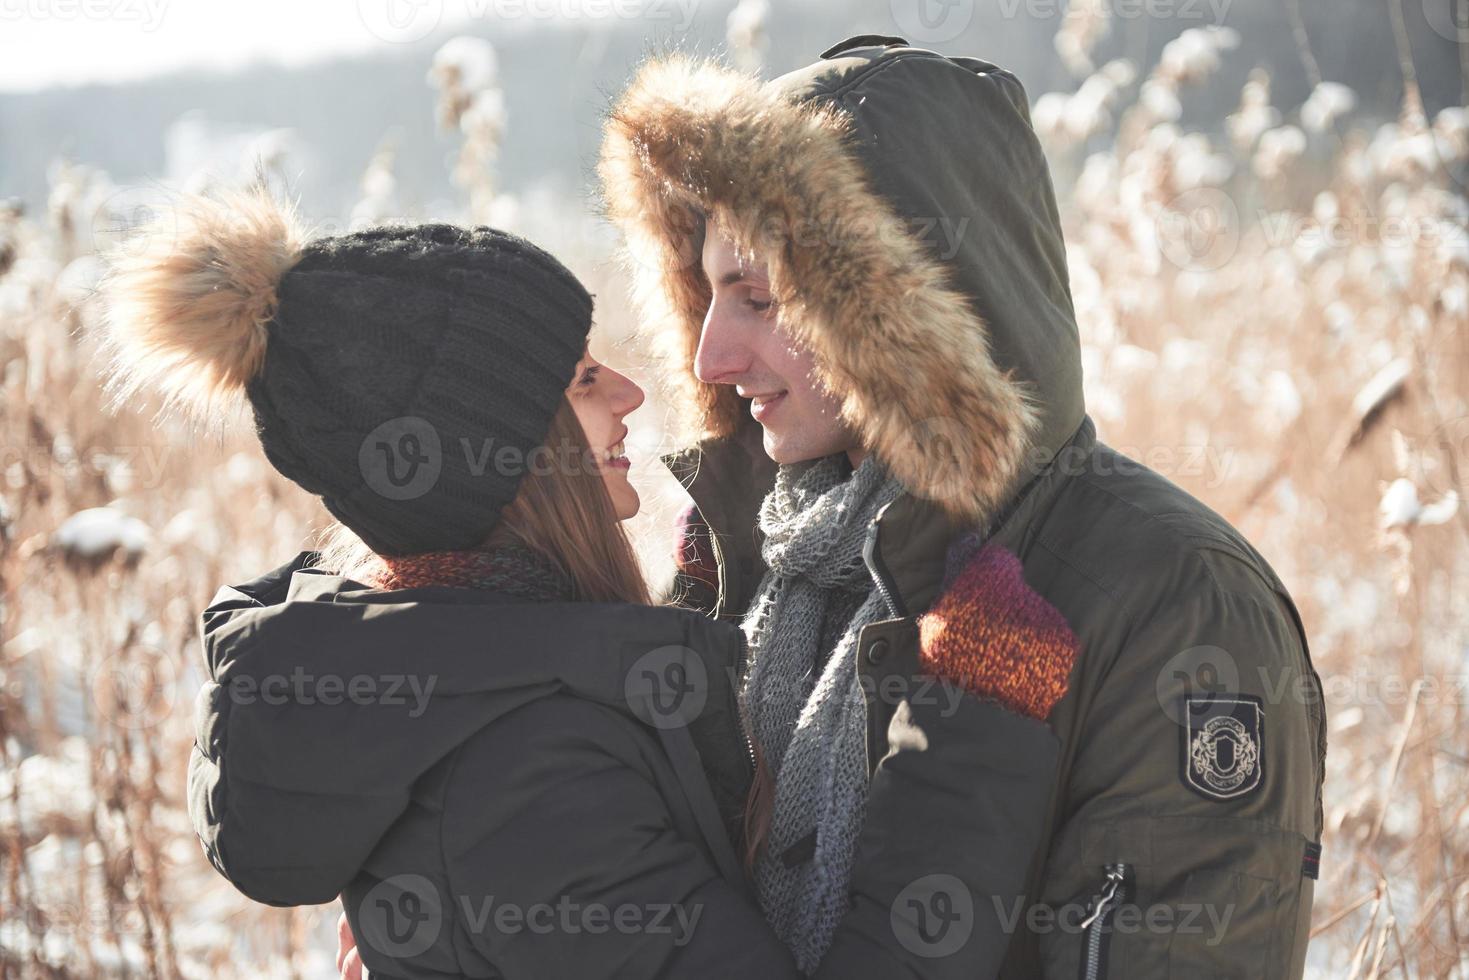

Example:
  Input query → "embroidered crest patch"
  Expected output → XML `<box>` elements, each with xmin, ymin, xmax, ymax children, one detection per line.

<box><xmin>1181</xmin><ymin>695</ymin><xmax>1264</xmax><ymax>801</ymax></box>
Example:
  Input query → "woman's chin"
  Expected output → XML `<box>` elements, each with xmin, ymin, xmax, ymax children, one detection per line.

<box><xmin>611</xmin><ymin>483</ymin><xmax>641</xmax><ymax>521</ymax></box>
<box><xmin>615</xmin><ymin>499</ymin><xmax>640</xmax><ymax>521</ymax></box>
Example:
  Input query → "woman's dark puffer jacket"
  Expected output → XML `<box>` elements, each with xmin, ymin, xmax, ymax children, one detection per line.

<box><xmin>189</xmin><ymin>553</ymin><xmax>1059</xmax><ymax>979</ymax></box>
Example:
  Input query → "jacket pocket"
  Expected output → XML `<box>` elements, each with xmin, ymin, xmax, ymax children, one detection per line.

<box><xmin>1164</xmin><ymin>868</ymin><xmax>1276</xmax><ymax>978</ymax></box>
<box><xmin>1035</xmin><ymin>815</ymin><xmax>1309</xmax><ymax>980</ymax></box>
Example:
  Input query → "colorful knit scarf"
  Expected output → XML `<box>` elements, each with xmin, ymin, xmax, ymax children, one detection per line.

<box><xmin>362</xmin><ymin>543</ymin><xmax>574</xmax><ymax>603</ymax></box>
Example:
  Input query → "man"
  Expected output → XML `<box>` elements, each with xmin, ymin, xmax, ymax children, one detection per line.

<box><xmin>601</xmin><ymin>35</ymin><xmax>1325</xmax><ymax>977</ymax></box>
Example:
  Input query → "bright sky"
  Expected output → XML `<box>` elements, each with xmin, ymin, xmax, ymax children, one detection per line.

<box><xmin>0</xmin><ymin>0</ymin><xmax>632</xmax><ymax>93</ymax></box>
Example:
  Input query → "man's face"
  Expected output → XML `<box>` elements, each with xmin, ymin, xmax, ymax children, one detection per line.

<box><xmin>695</xmin><ymin>225</ymin><xmax>858</xmax><ymax>465</ymax></box>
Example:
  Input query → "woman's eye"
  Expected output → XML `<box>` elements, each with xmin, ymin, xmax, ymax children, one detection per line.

<box><xmin>746</xmin><ymin>296</ymin><xmax>773</xmax><ymax>313</ymax></box>
<box><xmin>579</xmin><ymin>366</ymin><xmax>600</xmax><ymax>387</ymax></box>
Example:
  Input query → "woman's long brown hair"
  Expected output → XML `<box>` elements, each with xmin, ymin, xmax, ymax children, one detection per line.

<box><xmin>742</xmin><ymin>738</ymin><xmax>776</xmax><ymax>874</ymax></box>
<box><xmin>315</xmin><ymin>397</ymin><xmax>649</xmax><ymax>605</ymax></box>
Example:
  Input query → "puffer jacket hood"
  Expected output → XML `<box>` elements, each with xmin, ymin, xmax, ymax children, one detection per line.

<box><xmin>188</xmin><ymin>552</ymin><xmax>754</xmax><ymax>907</ymax></box>
<box><xmin>600</xmin><ymin>35</ymin><xmax>1085</xmax><ymax>527</ymax></box>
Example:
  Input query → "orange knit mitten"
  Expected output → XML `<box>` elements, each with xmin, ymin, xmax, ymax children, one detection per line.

<box><xmin>916</xmin><ymin>543</ymin><xmax>1080</xmax><ymax>722</ymax></box>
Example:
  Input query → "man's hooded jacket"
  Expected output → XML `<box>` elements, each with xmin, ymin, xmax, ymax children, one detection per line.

<box><xmin>600</xmin><ymin>35</ymin><xmax>1326</xmax><ymax>978</ymax></box>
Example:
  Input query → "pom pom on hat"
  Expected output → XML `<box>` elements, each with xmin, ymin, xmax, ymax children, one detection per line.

<box><xmin>101</xmin><ymin>185</ymin><xmax>306</xmax><ymax>420</ymax></box>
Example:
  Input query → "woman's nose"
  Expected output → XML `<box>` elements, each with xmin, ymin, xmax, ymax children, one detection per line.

<box><xmin>612</xmin><ymin>369</ymin><xmax>645</xmax><ymax>416</ymax></box>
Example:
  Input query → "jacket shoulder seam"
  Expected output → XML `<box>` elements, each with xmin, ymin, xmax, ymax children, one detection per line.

<box><xmin>1030</xmin><ymin>535</ymin><xmax>1139</xmax><ymax>638</ymax></box>
<box><xmin>1059</xmin><ymin>471</ymin><xmax>1279</xmax><ymax>601</ymax></box>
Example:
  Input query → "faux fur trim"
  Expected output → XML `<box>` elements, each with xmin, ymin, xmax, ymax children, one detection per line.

<box><xmin>599</xmin><ymin>56</ymin><xmax>1038</xmax><ymax>527</ymax></box>
<box><xmin>101</xmin><ymin>186</ymin><xmax>306</xmax><ymax>423</ymax></box>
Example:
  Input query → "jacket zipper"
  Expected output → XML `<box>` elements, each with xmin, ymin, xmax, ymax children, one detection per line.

<box><xmin>734</xmin><ymin>631</ymin><xmax>758</xmax><ymax>777</ymax></box>
<box><xmin>1078</xmin><ymin>863</ymin><xmax>1130</xmax><ymax>980</ymax></box>
<box><xmin>862</xmin><ymin>518</ymin><xmax>906</xmax><ymax>619</ymax></box>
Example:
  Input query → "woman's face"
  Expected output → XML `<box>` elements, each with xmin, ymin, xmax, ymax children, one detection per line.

<box><xmin>567</xmin><ymin>348</ymin><xmax>645</xmax><ymax>520</ymax></box>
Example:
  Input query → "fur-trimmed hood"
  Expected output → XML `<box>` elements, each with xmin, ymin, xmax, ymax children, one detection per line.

<box><xmin>599</xmin><ymin>36</ymin><xmax>1084</xmax><ymax>528</ymax></box>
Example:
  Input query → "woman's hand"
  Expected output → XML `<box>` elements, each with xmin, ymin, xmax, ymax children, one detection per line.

<box><xmin>337</xmin><ymin>910</ymin><xmax>363</xmax><ymax>980</ymax></box>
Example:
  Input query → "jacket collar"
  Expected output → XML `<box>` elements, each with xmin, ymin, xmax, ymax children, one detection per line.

<box><xmin>663</xmin><ymin>415</ymin><xmax>1098</xmax><ymax>619</ymax></box>
<box><xmin>661</xmin><ymin>419</ymin><xmax>778</xmax><ymax>619</ymax></box>
<box><xmin>986</xmin><ymin>416</ymin><xmax>1097</xmax><ymax>555</ymax></box>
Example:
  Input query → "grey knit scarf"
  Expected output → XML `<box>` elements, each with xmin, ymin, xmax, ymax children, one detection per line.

<box><xmin>739</xmin><ymin>453</ymin><xmax>906</xmax><ymax>973</ymax></box>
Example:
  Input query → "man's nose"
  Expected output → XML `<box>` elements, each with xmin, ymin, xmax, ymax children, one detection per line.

<box><xmin>694</xmin><ymin>304</ymin><xmax>750</xmax><ymax>385</ymax></box>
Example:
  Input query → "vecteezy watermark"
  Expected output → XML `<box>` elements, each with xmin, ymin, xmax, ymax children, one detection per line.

<box><xmin>356</xmin><ymin>0</ymin><xmax>698</xmax><ymax>44</ymax></box>
<box><xmin>1421</xmin><ymin>416</ymin><xmax>1469</xmax><ymax>497</ymax></box>
<box><xmin>625</xmin><ymin>645</ymin><xmax>709</xmax><ymax>730</ymax></box>
<box><xmin>889</xmin><ymin>0</ymin><xmax>973</xmax><ymax>43</ymax></box>
<box><xmin>1158</xmin><ymin>192</ymin><xmax>1469</xmax><ymax>272</ymax></box>
<box><xmin>0</xmin><ymin>0</ymin><xmax>168</xmax><ymax>30</ymax></box>
<box><xmin>467</xmin><ymin>0</ymin><xmax>698</xmax><ymax>27</ymax></box>
<box><xmin>12</xmin><ymin>898</ymin><xmax>151</xmax><ymax>939</ymax></box>
<box><xmin>90</xmin><ymin>648</ymin><xmax>178</xmax><ymax>730</ymax></box>
<box><xmin>1260</xmin><ymin>668</ymin><xmax>1469</xmax><ymax>710</ymax></box>
<box><xmin>358</xmin><ymin>418</ymin><xmax>622</xmax><ymax>501</ymax></box>
<box><xmin>747</xmin><ymin>211</ymin><xmax>971</xmax><ymax>264</ymax></box>
<box><xmin>1258</xmin><ymin>210</ymin><xmax>1469</xmax><ymax>253</ymax></box>
<box><xmin>1423</xmin><ymin>0</ymin><xmax>1469</xmax><ymax>43</ymax></box>
<box><xmin>356</xmin><ymin>0</ymin><xmax>443</xmax><ymax>44</ymax></box>
<box><xmin>857</xmin><ymin>671</ymin><xmax>967</xmax><ymax>717</ymax></box>
<box><xmin>993</xmin><ymin>0</ymin><xmax>1235</xmax><ymax>22</ymax></box>
<box><xmin>226</xmin><ymin>668</ymin><xmax>437</xmax><ymax>718</ymax></box>
<box><xmin>1156</xmin><ymin>645</ymin><xmax>1241</xmax><ymax>726</ymax></box>
<box><xmin>459</xmin><ymin>895</ymin><xmax>703</xmax><ymax>945</ymax></box>
<box><xmin>355</xmin><ymin>875</ymin><xmax>705</xmax><ymax>958</ymax></box>
<box><xmin>891</xmin><ymin>873</ymin><xmax>975</xmax><ymax>958</ymax></box>
<box><xmin>2</xmin><ymin>442</ymin><xmax>176</xmax><ymax>492</ymax></box>
<box><xmin>459</xmin><ymin>437</ymin><xmax>604</xmax><ymax>480</ymax></box>
<box><xmin>360</xmin><ymin>416</ymin><xmax>444</xmax><ymax>501</ymax></box>
<box><xmin>1019</xmin><ymin>438</ymin><xmax>1238</xmax><ymax>490</ymax></box>
<box><xmin>358</xmin><ymin>875</ymin><xmax>445</xmax><ymax>958</ymax></box>
<box><xmin>1156</xmin><ymin>640</ymin><xmax>1469</xmax><ymax>713</ymax></box>
<box><xmin>991</xmin><ymin>897</ymin><xmax>1236</xmax><ymax>946</ymax></box>
<box><xmin>91</xmin><ymin>185</ymin><xmax>179</xmax><ymax>258</ymax></box>
<box><xmin>1155</xmin><ymin>188</ymin><xmax>1242</xmax><ymax>272</ymax></box>
<box><xmin>631</xmin><ymin>205</ymin><xmax>974</xmax><ymax>279</ymax></box>
<box><xmin>895</xmin><ymin>416</ymin><xmax>977</xmax><ymax>511</ymax></box>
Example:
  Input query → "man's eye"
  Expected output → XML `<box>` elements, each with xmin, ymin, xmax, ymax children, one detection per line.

<box><xmin>746</xmin><ymin>296</ymin><xmax>773</xmax><ymax>313</ymax></box>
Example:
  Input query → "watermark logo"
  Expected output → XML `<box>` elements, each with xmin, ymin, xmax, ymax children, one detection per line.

<box><xmin>92</xmin><ymin>186</ymin><xmax>177</xmax><ymax>259</ymax></box>
<box><xmin>358</xmin><ymin>874</ymin><xmax>444</xmax><ymax>958</ymax></box>
<box><xmin>1423</xmin><ymin>0</ymin><xmax>1469</xmax><ymax>43</ymax></box>
<box><xmin>891</xmin><ymin>873</ymin><xmax>974</xmax><ymax>958</ymax></box>
<box><xmin>624</xmin><ymin>645</ymin><xmax>708</xmax><ymax>729</ymax></box>
<box><xmin>896</xmin><ymin>415</ymin><xmax>976</xmax><ymax>510</ymax></box>
<box><xmin>360</xmin><ymin>416</ymin><xmax>442</xmax><ymax>501</ymax></box>
<box><xmin>890</xmin><ymin>0</ymin><xmax>974</xmax><ymax>43</ymax></box>
<box><xmin>90</xmin><ymin>649</ymin><xmax>177</xmax><ymax>730</ymax></box>
<box><xmin>356</xmin><ymin>0</ymin><xmax>443</xmax><ymax>43</ymax></box>
<box><xmin>0</xmin><ymin>0</ymin><xmax>169</xmax><ymax>31</ymax></box>
<box><xmin>1156</xmin><ymin>645</ymin><xmax>1241</xmax><ymax>726</ymax></box>
<box><xmin>1156</xmin><ymin>187</ymin><xmax>1241</xmax><ymax>271</ymax></box>
<box><xmin>226</xmin><ymin>668</ymin><xmax>438</xmax><ymax>717</ymax></box>
<box><xmin>1422</xmin><ymin>416</ymin><xmax>1469</xmax><ymax>497</ymax></box>
<box><xmin>459</xmin><ymin>895</ymin><xmax>703</xmax><ymax>942</ymax></box>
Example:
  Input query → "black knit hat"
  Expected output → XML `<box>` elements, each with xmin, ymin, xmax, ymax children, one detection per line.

<box><xmin>101</xmin><ymin>192</ymin><xmax>593</xmax><ymax>556</ymax></box>
<box><xmin>254</xmin><ymin>225</ymin><xmax>593</xmax><ymax>554</ymax></box>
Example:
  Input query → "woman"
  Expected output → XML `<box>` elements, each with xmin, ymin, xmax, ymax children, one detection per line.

<box><xmin>104</xmin><ymin>186</ymin><xmax>1071</xmax><ymax>979</ymax></box>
